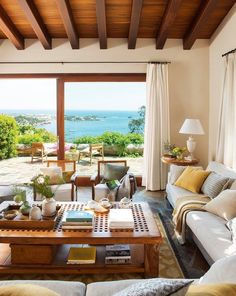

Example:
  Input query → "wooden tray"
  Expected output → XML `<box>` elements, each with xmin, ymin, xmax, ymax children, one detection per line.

<box><xmin>0</xmin><ymin>205</ymin><xmax>61</xmax><ymax>230</ymax></box>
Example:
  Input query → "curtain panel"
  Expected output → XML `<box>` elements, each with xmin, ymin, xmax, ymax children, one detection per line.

<box><xmin>142</xmin><ymin>63</ymin><xmax>170</xmax><ymax>190</ymax></box>
<box><xmin>216</xmin><ymin>53</ymin><xmax>236</xmax><ymax>168</ymax></box>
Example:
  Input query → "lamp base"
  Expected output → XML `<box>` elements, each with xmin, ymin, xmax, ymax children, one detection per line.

<box><xmin>186</xmin><ymin>137</ymin><xmax>197</xmax><ymax>160</ymax></box>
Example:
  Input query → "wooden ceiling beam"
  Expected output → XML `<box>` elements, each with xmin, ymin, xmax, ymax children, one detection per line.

<box><xmin>183</xmin><ymin>0</ymin><xmax>217</xmax><ymax>50</ymax></box>
<box><xmin>17</xmin><ymin>0</ymin><xmax>51</xmax><ymax>49</ymax></box>
<box><xmin>96</xmin><ymin>0</ymin><xmax>107</xmax><ymax>49</ymax></box>
<box><xmin>156</xmin><ymin>0</ymin><xmax>183</xmax><ymax>49</ymax></box>
<box><xmin>128</xmin><ymin>0</ymin><xmax>143</xmax><ymax>49</ymax></box>
<box><xmin>55</xmin><ymin>0</ymin><xmax>79</xmax><ymax>49</ymax></box>
<box><xmin>0</xmin><ymin>5</ymin><xmax>24</xmax><ymax>50</ymax></box>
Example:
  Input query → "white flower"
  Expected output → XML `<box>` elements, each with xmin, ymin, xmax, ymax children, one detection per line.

<box><xmin>37</xmin><ymin>176</ymin><xmax>45</xmax><ymax>184</ymax></box>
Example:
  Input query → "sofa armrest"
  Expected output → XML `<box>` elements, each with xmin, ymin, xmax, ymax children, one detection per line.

<box><xmin>90</xmin><ymin>173</ymin><xmax>98</xmax><ymax>184</ymax></box>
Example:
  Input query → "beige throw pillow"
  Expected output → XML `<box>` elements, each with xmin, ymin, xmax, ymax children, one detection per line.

<box><xmin>40</xmin><ymin>167</ymin><xmax>63</xmax><ymax>185</ymax></box>
<box><xmin>204</xmin><ymin>189</ymin><xmax>236</xmax><ymax>221</ymax></box>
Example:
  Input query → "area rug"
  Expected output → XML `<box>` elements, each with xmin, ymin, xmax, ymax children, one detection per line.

<box><xmin>0</xmin><ymin>215</ymin><xmax>184</xmax><ymax>284</ymax></box>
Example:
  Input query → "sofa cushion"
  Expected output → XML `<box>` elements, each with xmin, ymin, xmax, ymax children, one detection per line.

<box><xmin>175</xmin><ymin>167</ymin><xmax>210</xmax><ymax>193</ymax></box>
<box><xmin>227</xmin><ymin>217</ymin><xmax>236</xmax><ymax>243</ymax></box>
<box><xmin>112</xmin><ymin>278</ymin><xmax>193</xmax><ymax>296</ymax></box>
<box><xmin>204</xmin><ymin>189</ymin><xmax>236</xmax><ymax>221</ymax></box>
<box><xmin>0</xmin><ymin>281</ymin><xmax>86</xmax><ymax>296</ymax></box>
<box><xmin>201</xmin><ymin>172</ymin><xmax>230</xmax><ymax>199</ymax></box>
<box><xmin>199</xmin><ymin>254</ymin><xmax>236</xmax><ymax>284</ymax></box>
<box><xmin>103</xmin><ymin>164</ymin><xmax>129</xmax><ymax>181</ymax></box>
<box><xmin>186</xmin><ymin>283</ymin><xmax>236</xmax><ymax>296</ymax></box>
<box><xmin>0</xmin><ymin>284</ymin><xmax>59</xmax><ymax>296</ymax></box>
<box><xmin>186</xmin><ymin>211</ymin><xmax>235</xmax><ymax>262</ymax></box>
<box><xmin>40</xmin><ymin>167</ymin><xmax>63</xmax><ymax>185</ymax></box>
<box><xmin>169</xmin><ymin>165</ymin><xmax>203</xmax><ymax>185</ymax></box>
<box><xmin>166</xmin><ymin>183</ymin><xmax>205</xmax><ymax>208</ymax></box>
<box><xmin>86</xmin><ymin>279</ymin><xmax>194</xmax><ymax>296</ymax></box>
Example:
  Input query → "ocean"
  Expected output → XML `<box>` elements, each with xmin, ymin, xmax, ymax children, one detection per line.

<box><xmin>2</xmin><ymin>109</ymin><xmax>139</xmax><ymax>142</ymax></box>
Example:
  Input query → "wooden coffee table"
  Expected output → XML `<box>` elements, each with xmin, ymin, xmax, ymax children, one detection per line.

<box><xmin>0</xmin><ymin>202</ymin><xmax>162</xmax><ymax>278</ymax></box>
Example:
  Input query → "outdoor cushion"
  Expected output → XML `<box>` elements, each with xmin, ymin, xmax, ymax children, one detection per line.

<box><xmin>103</xmin><ymin>164</ymin><xmax>129</xmax><ymax>181</ymax></box>
<box><xmin>40</xmin><ymin>167</ymin><xmax>63</xmax><ymax>185</ymax></box>
<box><xmin>94</xmin><ymin>184</ymin><xmax>110</xmax><ymax>202</ymax></box>
<box><xmin>175</xmin><ymin>167</ymin><xmax>210</xmax><ymax>193</ymax></box>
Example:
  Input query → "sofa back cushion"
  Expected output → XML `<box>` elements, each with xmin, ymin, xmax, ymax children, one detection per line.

<box><xmin>0</xmin><ymin>284</ymin><xmax>59</xmax><ymax>296</ymax></box>
<box><xmin>207</xmin><ymin>161</ymin><xmax>236</xmax><ymax>179</ymax></box>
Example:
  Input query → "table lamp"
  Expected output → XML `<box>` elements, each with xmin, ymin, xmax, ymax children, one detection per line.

<box><xmin>179</xmin><ymin>119</ymin><xmax>204</xmax><ymax>160</ymax></box>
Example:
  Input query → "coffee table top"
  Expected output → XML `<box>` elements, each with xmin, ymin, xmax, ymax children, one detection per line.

<box><xmin>0</xmin><ymin>202</ymin><xmax>162</xmax><ymax>245</ymax></box>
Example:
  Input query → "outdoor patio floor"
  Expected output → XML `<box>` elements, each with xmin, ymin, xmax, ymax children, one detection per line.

<box><xmin>0</xmin><ymin>156</ymin><xmax>143</xmax><ymax>185</ymax></box>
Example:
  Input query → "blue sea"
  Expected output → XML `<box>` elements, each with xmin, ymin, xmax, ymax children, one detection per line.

<box><xmin>2</xmin><ymin>109</ymin><xmax>139</xmax><ymax>142</ymax></box>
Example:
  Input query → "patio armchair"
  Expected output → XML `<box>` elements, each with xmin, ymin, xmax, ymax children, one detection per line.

<box><xmin>31</xmin><ymin>142</ymin><xmax>48</xmax><ymax>163</ymax></box>
<box><xmin>78</xmin><ymin>143</ymin><xmax>104</xmax><ymax>165</ymax></box>
<box><xmin>90</xmin><ymin>160</ymin><xmax>136</xmax><ymax>201</ymax></box>
<box><xmin>34</xmin><ymin>160</ymin><xmax>79</xmax><ymax>201</ymax></box>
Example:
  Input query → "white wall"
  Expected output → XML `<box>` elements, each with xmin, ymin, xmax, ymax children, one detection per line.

<box><xmin>0</xmin><ymin>38</ymin><xmax>209</xmax><ymax>166</ymax></box>
<box><xmin>209</xmin><ymin>4</ymin><xmax>236</xmax><ymax>161</ymax></box>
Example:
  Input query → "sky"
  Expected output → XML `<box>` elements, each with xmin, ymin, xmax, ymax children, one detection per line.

<box><xmin>0</xmin><ymin>79</ymin><xmax>146</xmax><ymax>111</ymax></box>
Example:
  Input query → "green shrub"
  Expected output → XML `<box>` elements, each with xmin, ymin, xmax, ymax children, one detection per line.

<box><xmin>73</xmin><ymin>135</ymin><xmax>99</xmax><ymax>144</ymax></box>
<box><xmin>0</xmin><ymin>115</ymin><xmax>18</xmax><ymax>160</ymax></box>
<box><xmin>17</xmin><ymin>126</ymin><xmax>57</xmax><ymax>145</ymax></box>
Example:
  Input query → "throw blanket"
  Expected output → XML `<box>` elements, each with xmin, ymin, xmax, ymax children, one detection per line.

<box><xmin>172</xmin><ymin>195</ymin><xmax>210</xmax><ymax>244</ymax></box>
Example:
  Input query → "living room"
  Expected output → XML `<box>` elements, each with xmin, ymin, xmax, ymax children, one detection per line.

<box><xmin>0</xmin><ymin>0</ymin><xmax>236</xmax><ymax>295</ymax></box>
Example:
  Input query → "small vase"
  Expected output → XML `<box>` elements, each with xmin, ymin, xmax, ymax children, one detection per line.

<box><xmin>20</xmin><ymin>201</ymin><xmax>31</xmax><ymax>215</ymax></box>
<box><xmin>42</xmin><ymin>197</ymin><xmax>56</xmax><ymax>217</ymax></box>
<box><xmin>30</xmin><ymin>205</ymin><xmax>42</xmax><ymax>220</ymax></box>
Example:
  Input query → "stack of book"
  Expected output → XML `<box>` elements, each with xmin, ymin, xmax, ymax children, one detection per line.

<box><xmin>105</xmin><ymin>244</ymin><xmax>131</xmax><ymax>264</ymax></box>
<box><xmin>108</xmin><ymin>209</ymin><xmax>134</xmax><ymax>230</ymax></box>
<box><xmin>67</xmin><ymin>246</ymin><xmax>96</xmax><ymax>264</ymax></box>
<box><xmin>62</xmin><ymin>210</ymin><xmax>94</xmax><ymax>230</ymax></box>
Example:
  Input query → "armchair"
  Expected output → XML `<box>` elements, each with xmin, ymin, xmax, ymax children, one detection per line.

<box><xmin>34</xmin><ymin>160</ymin><xmax>79</xmax><ymax>201</ymax></box>
<box><xmin>90</xmin><ymin>160</ymin><xmax>136</xmax><ymax>201</ymax></box>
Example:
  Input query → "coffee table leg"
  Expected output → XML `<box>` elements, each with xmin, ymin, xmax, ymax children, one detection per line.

<box><xmin>144</xmin><ymin>244</ymin><xmax>160</xmax><ymax>278</ymax></box>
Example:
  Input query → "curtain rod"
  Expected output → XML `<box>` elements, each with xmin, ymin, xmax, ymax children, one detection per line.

<box><xmin>222</xmin><ymin>48</ymin><xmax>236</xmax><ymax>57</ymax></box>
<box><xmin>0</xmin><ymin>61</ymin><xmax>170</xmax><ymax>65</ymax></box>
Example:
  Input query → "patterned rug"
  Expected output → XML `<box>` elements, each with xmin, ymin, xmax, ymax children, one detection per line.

<box><xmin>0</xmin><ymin>215</ymin><xmax>184</xmax><ymax>284</ymax></box>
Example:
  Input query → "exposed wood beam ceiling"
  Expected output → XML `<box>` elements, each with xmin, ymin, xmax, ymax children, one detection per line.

<box><xmin>17</xmin><ymin>0</ymin><xmax>51</xmax><ymax>49</ymax></box>
<box><xmin>0</xmin><ymin>5</ymin><xmax>24</xmax><ymax>50</ymax></box>
<box><xmin>128</xmin><ymin>0</ymin><xmax>143</xmax><ymax>49</ymax></box>
<box><xmin>0</xmin><ymin>0</ymin><xmax>234</xmax><ymax>50</ymax></box>
<box><xmin>156</xmin><ymin>0</ymin><xmax>183</xmax><ymax>49</ymax></box>
<box><xmin>96</xmin><ymin>0</ymin><xmax>107</xmax><ymax>49</ymax></box>
<box><xmin>183</xmin><ymin>0</ymin><xmax>219</xmax><ymax>50</ymax></box>
<box><xmin>55</xmin><ymin>0</ymin><xmax>79</xmax><ymax>49</ymax></box>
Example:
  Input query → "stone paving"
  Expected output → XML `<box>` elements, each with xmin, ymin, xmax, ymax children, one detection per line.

<box><xmin>0</xmin><ymin>156</ymin><xmax>143</xmax><ymax>185</ymax></box>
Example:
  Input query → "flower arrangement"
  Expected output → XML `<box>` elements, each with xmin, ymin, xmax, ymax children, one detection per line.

<box><xmin>31</xmin><ymin>174</ymin><xmax>63</xmax><ymax>199</ymax></box>
<box><xmin>171</xmin><ymin>147</ymin><xmax>186</xmax><ymax>159</ymax></box>
<box><xmin>163</xmin><ymin>141</ymin><xmax>176</xmax><ymax>156</ymax></box>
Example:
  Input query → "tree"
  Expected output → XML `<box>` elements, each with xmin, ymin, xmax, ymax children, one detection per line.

<box><xmin>128</xmin><ymin>105</ymin><xmax>145</xmax><ymax>134</ymax></box>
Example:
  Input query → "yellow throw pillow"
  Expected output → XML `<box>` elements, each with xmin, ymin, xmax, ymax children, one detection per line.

<box><xmin>175</xmin><ymin>166</ymin><xmax>210</xmax><ymax>193</ymax></box>
<box><xmin>186</xmin><ymin>283</ymin><xmax>236</xmax><ymax>296</ymax></box>
<box><xmin>0</xmin><ymin>284</ymin><xmax>59</xmax><ymax>296</ymax></box>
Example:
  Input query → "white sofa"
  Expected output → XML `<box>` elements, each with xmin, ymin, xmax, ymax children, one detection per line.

<box><xmin>166</xmin><ymin>161</ymin><xmax>236</xmax><ymax>265</ymax></box>
<box><xmin>1</xmin><ymin>254</ymin><xmax>236</xmax><ymax>295</ymax></box>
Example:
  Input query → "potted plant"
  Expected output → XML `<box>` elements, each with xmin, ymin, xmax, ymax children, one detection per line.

<box><xmin>31</xmin><ymin>174</ymin><xmax>63</xmax><ymax>217</ymax></box>
<box><xmin>171</xmin><ymin>146</ymin><xmax>186</xmax><ymax>160</ymax></box>
<box><xmin>13</xmin><ymin>186</ymin><xmax>31</xmax><ymax>215</ymax></box>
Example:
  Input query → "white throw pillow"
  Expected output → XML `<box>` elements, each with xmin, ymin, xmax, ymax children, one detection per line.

<box><xmin>204</xmin><ymin>189</ymin><xmax>236</xmax><ymax>221</ymax></box>
<box><xmin>199</xmin><ymin>255</ymin><xmax>236</xmax><ymax>284</ymax></box>
<box><xmin>40</xmin><ymin>167</ymin><xmax>63</xmax><ymax>184</ymax></box>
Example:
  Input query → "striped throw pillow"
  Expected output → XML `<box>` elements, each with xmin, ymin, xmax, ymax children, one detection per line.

<box><xmin>201</xmin><ymin>172</ymin><xmax>230</xmax><ymax>199</ymax></box>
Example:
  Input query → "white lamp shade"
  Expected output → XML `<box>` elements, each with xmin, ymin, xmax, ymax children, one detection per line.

<box><xmin>179</xmin><ymin>119</ymin><xmax>205</xmax><ymax>135</ymax></box>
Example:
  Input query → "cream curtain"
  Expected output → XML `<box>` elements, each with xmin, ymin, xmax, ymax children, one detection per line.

<box><xmin>216</xmin><ymin>53</ymin><xmax>236</xmax><ymax>168</ymax></box>
<box><xmin>142</xmin><ymin>63</ymin><xmax>170</xmax><ymax>190</ymax></box>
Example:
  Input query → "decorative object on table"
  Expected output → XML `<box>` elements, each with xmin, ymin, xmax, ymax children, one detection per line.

<box><xmin>67</xmin><ymin>246</ymin><xmax>96</xmax><ymax>264</ymax></box>
<box><xmin>99</xmin><ymin>198</ymin><xmax>112</xmax><ymax>209</ymax></box>
<box><xmin>171</xmin><ymin>146</ymin><xmax>186</xmax><ymax>160</ymax></box>
<box><xmin>85</xmin><ymin>200</ymin><xmax>109</xmax><ymax>214</ymax></box>
<box><xmin>119</xmin><ymin>196</ymin><xmax>132</xmax><ymax>209</ymax></box>
<box><xmin>105</xmin><ymin>244</ymin><xmax>131</xmax><ymax>264</ymax></box>
<box><xmin>13</xmin><ymin>187</ymin><xmax>31</xmax><ymax>215</ymax></box>
<box><xmin>108</xmin><ymin>208</ymin><xmax>134</xmax><ymax>230</ymax></box>
<box><xmin>179</xmin><ymin>118</ymin><xmax>205</xmax><ymax>160</ymax></box>
<box><xmin>163</xmin><ymin>141</ymin><xmax>176</xmax><ymax>157</ymax></box>
<box><xmin>31</xmin><ymin>174</ymin><xmax>62</xmax><ymax>217</ymax></box>
<box><xmin>29</xmin><ymin>205</ymin><xmax>42</xmax><ymax>221</ymax></box>
<box><xmin>61</xmin><ymin>210</ymin><xmax>94</xmax><ymax>230</ymax></box>
<box><xmin>3</xmin><ymin>209</ymin><xmax>18</xmax><ymax>220</ymax></box>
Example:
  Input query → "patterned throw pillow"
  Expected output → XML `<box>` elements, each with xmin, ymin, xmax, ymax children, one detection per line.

<box><xmin>113</xmin><ymin>278</ymin><xmax>193</xmax><ymax>296</ymax></box>
<box><xmin>201</xmin><ymin>172</ymin><xmax>230</xmax><ymax>199</ymax></box>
